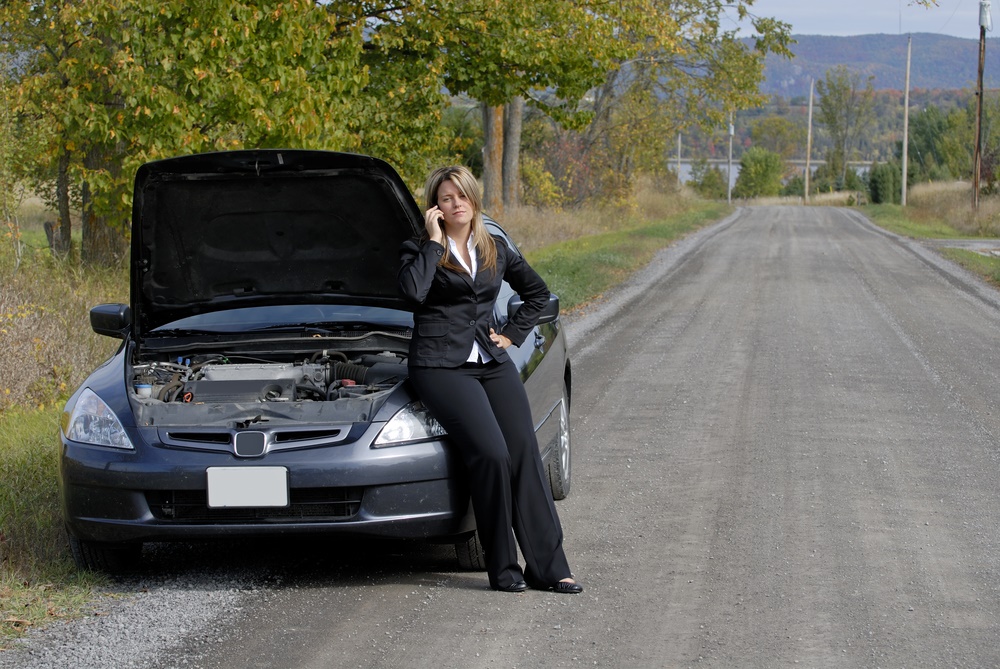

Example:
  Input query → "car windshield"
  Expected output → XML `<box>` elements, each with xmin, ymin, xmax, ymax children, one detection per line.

<box><xmin>150</xmin><ymin>305</ymin><xmax>414</xmax><ymax>334</ymax></box>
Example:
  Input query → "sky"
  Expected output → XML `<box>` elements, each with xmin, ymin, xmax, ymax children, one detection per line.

<box><xmin>739</xmin><ymin>0</ymin><xmax>991</xmax><ymax>38</ymax></box>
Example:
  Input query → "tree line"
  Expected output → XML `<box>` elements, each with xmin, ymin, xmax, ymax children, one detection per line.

<box><xmin>0</xmin><ymin>0</ymin><xmax>794</xmax><ymax>265</ymax></box>
<box><xmin>689</xmin><ymin>62</ymin><xmax>999</xmax><ymax>203</ymax></box>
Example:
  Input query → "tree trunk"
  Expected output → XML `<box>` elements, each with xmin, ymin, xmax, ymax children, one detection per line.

<box><xmin>81</xmin><ymin>145</ymin><xmax>127</xmax><ymax>266</ymax></box>
<box><xmin>54</xmin><ymin>151</ymin><xmax>72</xmax><ymax>258</ymax></box>
<box><xmin>502</xmin><ymin>97</ymin><xmax>523</xmax><ymax>209</ymax></box>
<box><xmin>481</xmin><ymin>102</ymin><xmax>504</xmax><ymax>218</ymax></box>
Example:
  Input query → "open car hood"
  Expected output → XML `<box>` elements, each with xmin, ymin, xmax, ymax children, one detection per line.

<box><xmin>130</xmin><ymin>150</ymin><xmax>423</xmax><ymax>342</ymax></box>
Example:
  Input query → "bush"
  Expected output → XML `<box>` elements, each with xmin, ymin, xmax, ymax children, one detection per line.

<box><xmin>688</xmin><ymin>159</ymin><xmax>728</xmax><ymax>200</ymax></box>
<box><xmin>781</xmin><ymin>175</ymin><xmax>805</xmax><ymax>197</ymax></box>
<box><xmin>732</xmin><ymin>147</ymin><xmax>784</xmax><ymax>199</ymax></box>
<box><xmin>868</xmin><ymin>161</ymin><xmax>901</xmax><ymax>204</ymax></box>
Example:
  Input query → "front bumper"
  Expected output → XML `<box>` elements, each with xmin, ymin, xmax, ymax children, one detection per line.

<box><xmin>60</xmin><ymin>423</ymin><xmax>474</xmax><ymax>545</ymax></box>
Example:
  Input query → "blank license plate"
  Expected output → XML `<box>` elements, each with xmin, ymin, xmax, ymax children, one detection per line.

<box><xmin>206</xmin><ymin>467</ymin><xmax>288</xmax><ymax>508</ymax></box>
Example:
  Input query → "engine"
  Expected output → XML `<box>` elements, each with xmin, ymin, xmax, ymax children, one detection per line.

<box><xmin>131</xmin><ymin>350</ymin><xmax>408</xmax><ymax>405</ymax></box>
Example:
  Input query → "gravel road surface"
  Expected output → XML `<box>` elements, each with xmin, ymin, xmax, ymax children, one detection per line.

<box><xmin>4</xmin><ymin>206</ymin><xmax>1000</xmax><ymax>668</ymax></box>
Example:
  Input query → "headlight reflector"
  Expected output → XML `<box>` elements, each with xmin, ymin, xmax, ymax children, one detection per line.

<box><xmin>65</xmin><ymin>388</ymin><xmax>134</xmax><ymax>450</ymax></box>
<box><xmin>374</xmin><ymin>401</ymin><xmax>446</xmax><ymax>447</ymax></box>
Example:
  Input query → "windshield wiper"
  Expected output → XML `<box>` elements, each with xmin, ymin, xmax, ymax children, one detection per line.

<box><xmin>251</xmin><ymin>324</ymin><xmax>339</xmax><ymax>335</ymax></box>
<box><xmin>149</xmin><ymin>328</ymin><xmax>221</xmax><ymax>337</ymax></box>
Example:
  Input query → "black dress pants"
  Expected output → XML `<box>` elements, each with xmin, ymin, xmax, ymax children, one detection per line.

<box><xmin>409</xmin><ymin>359</ymin><xmax>571</xmax><ymax>590</ymax></box>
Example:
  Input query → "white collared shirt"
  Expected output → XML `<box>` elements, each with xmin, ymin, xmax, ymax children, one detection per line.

<box><xmin>447</xmin><ymin>235</ymin><xmax>494</xmax><ymax>364</ymax></box>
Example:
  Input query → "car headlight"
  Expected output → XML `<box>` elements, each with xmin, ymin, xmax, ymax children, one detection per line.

<box><xmin>374</xmin><ymin>401</ymin><xmax>447</xmax><ymax>448</ymax></box>
<box><xmin>65</xmin><ymin>388</ymin><xmax>134</xmax><ymax>450</ymax></box>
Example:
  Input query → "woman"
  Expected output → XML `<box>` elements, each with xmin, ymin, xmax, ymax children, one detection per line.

<box><xmin>397</xmin><ymin>165</ymin><xmax>582</xmax><ymax>594</ymax></box>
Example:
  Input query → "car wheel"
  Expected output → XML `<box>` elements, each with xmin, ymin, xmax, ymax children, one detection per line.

<box><xmin>546</xmin><ymin>385</ymin><xmax>571</xmax><ymax>500</ymax></box>
<box><xmin>68</xmin><ymin>533</ymin><xmax>142</xmax><ymax>574</ymax></box>
<box><xmin>454</xmin><ymin>531</ymin><xmax>486</xmax><ymax>570</ymax></box>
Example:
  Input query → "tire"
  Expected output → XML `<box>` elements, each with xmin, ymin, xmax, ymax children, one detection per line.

<box><xmin>546</xmin><ymin>385</ymin><xmax>571</xmax><ymax>500</ymax></box>
<box><xmin>454</xmin><ymin>531</ymin><xmax>486</xmax><ymax>570</ymax></box>
<box><xmin>68</xmin><ymin>533</ymin><xmax>142</xmax><ymax>574</ymax></box>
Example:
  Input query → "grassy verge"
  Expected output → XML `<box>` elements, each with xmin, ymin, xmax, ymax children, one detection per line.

<box><xmin>862</xmin><ymin>182</ymin><xmax>1000</xmax><ymax>290</ymax></box>
<box><xmin>938</xmin><ymin>248</ymin><xmax>1000</xmax><ymax>289</ymax></box>
<box><xmin>526</xmin><ymin>202</ymin><xmax>729</xmax><ymax>311</ymax></box>
<box><xmin>862</xmin><ymin>203</ymin><xmax>973</xmax><ymax>239</ymax></box>
<box><xmin>0</xmin><ymin>407</ymin><xmax>106</xmax><ymax>646</ymax></box>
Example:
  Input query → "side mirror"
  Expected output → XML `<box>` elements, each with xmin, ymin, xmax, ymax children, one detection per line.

<box><xmin>90</xmin><ymin>303</ymin><xmax>131</xmax><ymax>339</ymax></box>
<box><xmin>507</xmin><ymin>293</ymin><xmax>560</xmax><ymax>324</ymax></box>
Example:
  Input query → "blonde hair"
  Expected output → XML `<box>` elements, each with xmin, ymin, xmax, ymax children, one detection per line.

<box><xmin>423</xmin><ymin>165</ymin><xmax>497</xmax><ymax>273</ymax></box>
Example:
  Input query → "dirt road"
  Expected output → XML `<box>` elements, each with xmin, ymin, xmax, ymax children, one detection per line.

<box><xmin>14</xmin><ymin>206</ymin><xmax>1000</xmax><ymax>668</ymax></box>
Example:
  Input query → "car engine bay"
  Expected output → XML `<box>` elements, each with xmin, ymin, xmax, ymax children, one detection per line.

<box><xmin>129</xmin><ymin>348</ymin><xmax>411</xmax><ymax>427</ymax></box>
<box><xmin>132</xmin><ymin>350</ymin><xmax>407</xmax><ymax>403</ymax></box>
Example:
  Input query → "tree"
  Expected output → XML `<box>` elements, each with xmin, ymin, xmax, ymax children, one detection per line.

<box><xmin>2</xmin><ymin>0</ymin><xmax>376</xmax><ymax>264</ymax></box>
<box><xmin>732</xmin><ymin>147</ymin><xmax>784</xmax><ymax>199</ymax></box>
<box><xmin>1</xmin><ymin>0</ymin><xmax>794</xmax><ymax>263</ymax></box>
<box><xmin>397</xmin><ymin>0</ymin><xmax>791</xmax><ymax>211</ymax></box>
<box><xmin>815</xmin><ymin>65</ymin><xmax>877</xmax><ymax>187</ymax></box>
<box><xmin>750</xmin><ymin>116</ymin><xmax>805</xmax><ymax>161</ymax></box>
<box><xmin>868</xmin><ymin>162</ymin><xmax>900</xmax><ymax>204</ymax></box>
<box><xmin>366</xmin><ymin>0</ymin><xmax>646</xmax><ymax>214</ymax></box>
<box><xmin>572</xmin><ymin>1</ymin><xmax>792</xmax><ymax>202</ymax></box>
<box><xmin>908</xmin><ymin>105</ymin><xmax>952</xmax><ymax>181</ymax></box>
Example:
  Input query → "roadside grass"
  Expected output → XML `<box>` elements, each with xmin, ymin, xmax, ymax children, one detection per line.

<box><xmin>525</xmin><ymin>203</ymin><xmax>729</xmax><ymax>311</ymax></box>
<box><xmin>862</xmin><ymin>182</ymin><xmax>1000</xmax><ymax>289</ymax></box>
<box><xmin>939</xmin><ymin>248</ymin><xmax>1000</xmax><ymax>289</ymax></box>
<box><xmin>863</xmin><ymin>203</ymin><xmax>971</xmax><ymax>239</ymax></box>
<box><xmin>0</xmin><ymin>407</ymin><xmax>107</xmax><ymax>645</ymax></box>
<box><xmin>0</xmin><ymin>244</ymin><xmax>125</xmax><ymax>414</ymax></box>
<box><xmin>867</xmin><ymin>181</ymin><xmax>1000</xmax><ymax>238</ymax></box>
<box><xmin>2</xmin><ymin>215</ymin><xmax>122</xmax><ymax>647</ymax></box>
<box><xmin>0</xmin><ymin>180</ymin><xmax>725</xmax><ymax>646</ymax></box>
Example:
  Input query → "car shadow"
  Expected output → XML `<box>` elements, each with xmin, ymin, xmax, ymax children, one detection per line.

<box><xmin>106</xmin><ymin>535</ymin><xmax>480</xmax><ymax>592</ymax></box>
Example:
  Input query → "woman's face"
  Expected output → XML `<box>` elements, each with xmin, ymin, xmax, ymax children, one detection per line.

<box><xmin>436</xmin><ymin>178</ymin><xmax>474</xmax><ymax>230</ymax></box>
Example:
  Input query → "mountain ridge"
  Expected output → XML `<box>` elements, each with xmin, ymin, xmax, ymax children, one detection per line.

<box><xmin>759</xmin><ymin>33</ymin><xmax>1000</xmax><ymax>98</ymax></box>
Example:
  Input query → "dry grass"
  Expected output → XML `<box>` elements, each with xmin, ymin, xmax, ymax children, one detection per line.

<box><xmin>905</xmin><ymin>181</ymin><xmax>1000</xmax><ymax>236</ymax></box>
<box><xmin>1</xmin><ymin>212</ymin><xmax>126</xmax><ymax>412</ymax></box>
<box><xmin>500</xmin><ymin>177</ymin><xmax>699</xmax><ymax>252</ymax></box>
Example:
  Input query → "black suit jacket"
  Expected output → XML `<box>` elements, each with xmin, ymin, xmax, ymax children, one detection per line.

<box><xmin>398</xmin><ymin>234</ymin><xmax>550</xmax><ymax>368</ymax></box>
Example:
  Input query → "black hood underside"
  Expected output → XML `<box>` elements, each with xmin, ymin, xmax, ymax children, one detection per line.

<box><xmin>131</xmin><ymin>150</ymin><xmax>423</xmax><ymax>340</ymax></box>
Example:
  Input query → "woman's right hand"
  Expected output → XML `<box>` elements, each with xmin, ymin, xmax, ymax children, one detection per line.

<box><xmin>424</xmin><ymin>206</ymin><xmax>446</xmax><ymax>245</ymax></box>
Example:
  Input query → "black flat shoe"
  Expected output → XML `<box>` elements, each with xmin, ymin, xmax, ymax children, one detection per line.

<box><xmin>552</xmin><ymin>580</ymin><xmax>583</xmax><ymax>594</ymax></box>
<box><xmin>495</xmin><ymin>580</ymin><xmax>528</xmax><ymax>593</ymax></box>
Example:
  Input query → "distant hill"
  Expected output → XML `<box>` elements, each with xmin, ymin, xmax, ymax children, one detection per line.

<box><xmin>758</xmin><ymin>33</ymin><xmax>1000</xmax><ymax>98</ymax></box>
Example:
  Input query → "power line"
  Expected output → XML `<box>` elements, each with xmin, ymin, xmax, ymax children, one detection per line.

<box><xmin>938</xmin><ymin>0</ymin><xmax>972</xmax><ymax>36</ymax></box>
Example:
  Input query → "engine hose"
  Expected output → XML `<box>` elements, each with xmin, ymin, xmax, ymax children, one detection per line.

<box><xmin>159</xmin><ymin>380</ymin><xmax>183</xmax><ymax>402</ymax></box>
<box><xmin>331</xmin><ymin>362</ymin><xmax>368</xmax><ymax>384</ymax></box>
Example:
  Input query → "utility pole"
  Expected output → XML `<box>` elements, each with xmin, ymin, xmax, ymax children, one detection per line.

<box><xmin>727</xmin><ymin>113</ymin><xmax>734</xmax><ymax>205</ymax></box>
<box><xmin>902</xmin><ymin>35</ymin><xmax>912</xmax><ymax>206</ymax></box>
<box><xmin>974</xmin><ymin>1</ymin><xmax>992</xmax><ymax>210</ymax></box>
<box><xmin>677</xmin><ymin>133</ymin><xmax>682</xmax><ymax>182</ymax></box>
<box><xmin>805</xmin><ymin>79</ymin><xmax>814</xmax><ymax>204</ymax></box>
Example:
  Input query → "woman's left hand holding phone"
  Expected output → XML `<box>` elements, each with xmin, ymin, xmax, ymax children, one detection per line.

<box><xmin>425</xmin><ymin>206</ymin><xmax>446</xmax><ymax>245</ymax></box>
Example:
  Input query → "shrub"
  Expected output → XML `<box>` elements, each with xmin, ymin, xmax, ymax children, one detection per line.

<box><xmin>868</xmin><ymin>161</ymin><xmax>901</xmax><ymax>204</ymax></box>
<box><xmin>732</xmin><ymin>147</ymin><xmax>784</xmax><ymax>199</ymax></box>
<box><xmin>688</xmin><ymin>159</ymin><xmax>728</xmax><ymax>200</ymax></box>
